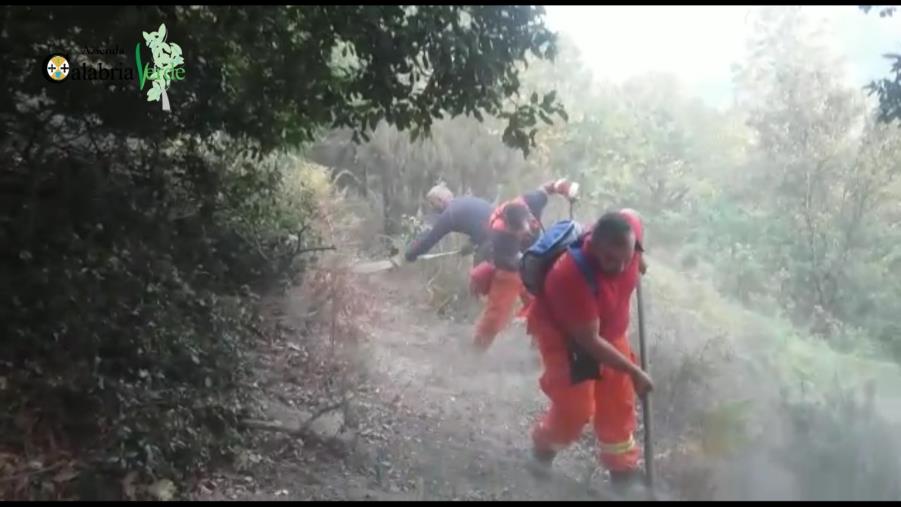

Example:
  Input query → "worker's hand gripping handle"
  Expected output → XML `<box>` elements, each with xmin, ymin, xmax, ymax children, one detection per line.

<box><xmin>565</xmin><ymin>181</ymin><xmax>579</xmax><ymax>219</ymax></box>
<box><xmin>564</xmin><ymin>181</ymin><xmax>580</xmax><ymax>202</ymax></box>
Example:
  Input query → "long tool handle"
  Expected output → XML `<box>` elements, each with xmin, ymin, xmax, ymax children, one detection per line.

<box><xmin>636</xmin><ymin>279</ymin><xmax>654</xmax><ymax>489</ymax></box>
<box><xmin>417</xmin><ymin>249</ymin><xmax>464</xmax><ymax>261</ymax></box>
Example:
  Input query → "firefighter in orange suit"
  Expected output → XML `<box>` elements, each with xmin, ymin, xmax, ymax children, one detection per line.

<box><xmin>471</xmin><ymin>179</ymin><xmax>577</xmax><ymax>352</ymax></box>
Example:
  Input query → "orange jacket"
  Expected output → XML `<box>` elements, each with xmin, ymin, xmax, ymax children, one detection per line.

<box><xmin>488</xmin><ymin>196</ymin><xmax>542</xmax><ymax>271</ymax></box>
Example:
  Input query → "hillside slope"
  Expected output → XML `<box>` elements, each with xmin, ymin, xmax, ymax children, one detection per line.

<box><xmin>200</xmin><ymin>237</ymin><xmax>901</xmax><ymax>501</ymax></box>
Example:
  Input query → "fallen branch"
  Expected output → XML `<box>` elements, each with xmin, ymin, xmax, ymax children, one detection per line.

<box><xmin>241</xmin><ymin>419</ymin><xmax>305</xmax><ymax>436</ymax></box>
<box><xmin>300</xmin><ymin>399</ymin><xmax>346</xmax><ymax>430</ymax></box>
<box><xmin>241</xmin><ymin>399</ymin><xmax>345</xmax><ymax>438</ymax></box>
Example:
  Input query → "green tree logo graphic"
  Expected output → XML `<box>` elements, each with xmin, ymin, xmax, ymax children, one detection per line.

<box><xmin>135</xmin><ymin>23</ymin><xmax>185</xmax><ymax>112</ymax></box>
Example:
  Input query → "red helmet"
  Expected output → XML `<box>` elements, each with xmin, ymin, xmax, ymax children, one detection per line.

<box><xmin>619</xmin><ymin>208</ymin><xmax>644</xmax><ymax>251</ymax></box>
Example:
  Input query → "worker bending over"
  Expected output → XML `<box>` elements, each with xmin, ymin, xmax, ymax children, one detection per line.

<box><xmin>471</xmin><ymin>179</ymin><xmax>576</xmax><ymax>352</ymax></box>
<box><xmin>405</xmin><ymin>183</ymin><xmax>493</xmax><ymax>266</ymax></box>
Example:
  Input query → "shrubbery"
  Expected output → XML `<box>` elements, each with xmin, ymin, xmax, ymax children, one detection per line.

<box><xmin>0</xmin><ymin>134</ymin><xmax>328</xmax><ymax>499</ymax></box>
<box><xmin>2</xmin><ymin>5</ymin><xmax>562</xmax><ymax>498</ymax></box>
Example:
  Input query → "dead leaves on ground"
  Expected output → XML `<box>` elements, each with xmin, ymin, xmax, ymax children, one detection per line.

<box><xmin>0</xmin><ymin>452</ymin><xmax>81</xmax><ymax>501</ymax></box>
<box><xmin>122</xmin><ymin>472</ymin><xmax>179</xmax><ymax>501</ymax></box>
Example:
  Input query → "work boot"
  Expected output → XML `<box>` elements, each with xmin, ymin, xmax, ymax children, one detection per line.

<box><xmin>609</xmin><ymin>469</ymin><xmax>651</xmax><ymax>500</ymax></box>
<box><xmin>526</xmin><ymin>447</ymin><xmax>556</xmax><ymax>479</ymax></box>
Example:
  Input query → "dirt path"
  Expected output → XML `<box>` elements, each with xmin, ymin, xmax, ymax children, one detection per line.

<box><xmin>201</xmin><ymin>268</ymin><xmax>621</xmax><ymax>501</ymax></box>
<box><xmin>343</xmin><ymin>270</ymin><xmax>614</xmax><ymax>501</ymax></box>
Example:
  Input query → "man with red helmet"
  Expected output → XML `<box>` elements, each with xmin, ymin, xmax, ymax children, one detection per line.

<box><xmin>526</xmin><ymin>208</ymin><xmax>651</xmax><ymax>497</ymax></box>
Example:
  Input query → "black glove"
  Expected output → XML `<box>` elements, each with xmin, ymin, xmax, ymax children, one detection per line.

<box><xmin>568</xmin><ymin>340</ymin><xmax>601</xmax><ymax>385</ymax></box>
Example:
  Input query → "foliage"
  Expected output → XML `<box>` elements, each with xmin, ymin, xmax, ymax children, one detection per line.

<box><xmin>860</xmin><ymin>5</ymin><xmax>901</xmax><ymax>124</ymax></box>
<box><xmin>1</xmin><ymin>5</ymin><xmax>562</xmax><ymax>498</ymax></box>
<box><xmin>3</xmin><ymin>5</ymin><xmax>561</xmax><ymax>155</ymax></box>
<box><xmin>0</xmin><ymin>138</ymin><xmax>316</xmax><ymax>499</ymax></box>
<box><xmin>310</xmin><ymin>116</ymin><xmax>550</xmax><ymax>234</ymax></box>
<box><xmin>320</xmin><ymin>6</ymin><xmax>901</xmax><ymax>364</ymax></box>
<box><xmin>859</xmin><ymin>5</ymin><xmax>898</xmax><ymax>17</ymax></box>
<box><xmin>697</xmin><ymin>399</ymin><xmax>753</xmax><ymax>458</ymax></box>
<box><xmin>308</xmin><ymin>43</ymin><xmax>597</xmax><ymax>236</ymax></box>
<box><xmin>510</xmin><ymin>7</ymin><xmax>901</xmax><ymax>361</ymax></box>
<box><xmin>778</xmin><ymin>382</ymin><xmax>901</xmax><ymax>500</ymax></box>
<box><xmin>722</xmin><ymin>7</ymin><xmax>901</xmax><ymax>343</ymax></box>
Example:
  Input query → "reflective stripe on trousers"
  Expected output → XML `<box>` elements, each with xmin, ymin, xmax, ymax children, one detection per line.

<box><xmin>599</xmin><ymin>435</ymin><xmax>636</xmax><ymax>456</ymax></box>
<box><xmin>530</xmin><ymin>316</ymin><xmax>641</xmax><ymax>472</ymax></box>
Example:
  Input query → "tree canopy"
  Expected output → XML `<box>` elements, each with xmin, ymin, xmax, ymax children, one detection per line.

<box><xmin>1</xmin><ymin>6</ymin><xmax>563</xmax><ymax>154</ymax></box>
<box><xmin>860</xmin><ymin>5</ymin><xmax>901</xmax><ymax>122</ymax></box>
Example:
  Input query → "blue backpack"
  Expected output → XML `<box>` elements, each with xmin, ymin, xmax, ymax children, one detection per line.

<box><xmin>520</xmin><ymin>219</ymin><xmax>598</xmax><ymax>297</ymax></box>
<box><xmin>520</xmin><ymin>219</ymin><xmax>602</xmax><ymax>384</ymax></box>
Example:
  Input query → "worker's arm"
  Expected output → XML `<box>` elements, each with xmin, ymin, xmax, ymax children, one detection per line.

<box><xmin>521</xmin><ymin>189</ymin><xmax>550</xmax><ymax>222</ymax></box>
<box><xmin>546</xmin><ymin>262</ymin><xmax>653</xmax><ymax>394</ymax></box>
<box><xmin>568</xmin><ymin>321</ymin><xmax>653</xmax><ymax>394</ymax></box>
<box><xmin>569</xmin><ymin>320</ymin><xmax>640</xmax><ymax>373</ymax></box>
<box><xmin>405</xmin><ymin>208</ymin><xmax>454</xmax><ymax>262</ymax></box>
<box><xmin>522</xmin><ymin>178</ymin><xmax>580</xmax><ymax>222</ymax></box>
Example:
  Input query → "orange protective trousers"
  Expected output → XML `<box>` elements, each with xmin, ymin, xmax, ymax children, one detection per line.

<box><xmin>473</xmin><ymin>269</ymin><xmax>531</xmax><ymax>351</ymax></box>
<box><xmin>529</xmin><ymin>317</ymin><xmax>640</xmax><ymax>472</ymax></box>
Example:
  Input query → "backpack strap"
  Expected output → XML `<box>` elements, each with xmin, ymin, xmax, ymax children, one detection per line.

<box><xmin>562</xmin><ymin>242</ymin><xmax>603</xmax><ymax>385</ymax></box>
<box><xmin>568</xmin><ymin>243</ymin><xmax>598</xmax><ymax>296</ymax></box>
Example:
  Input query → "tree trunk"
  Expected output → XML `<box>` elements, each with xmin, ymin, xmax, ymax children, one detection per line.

<box><xmin>161</xmin><ymin>88</ymin><xmax>171</xmax><ymax>111</ymax></box>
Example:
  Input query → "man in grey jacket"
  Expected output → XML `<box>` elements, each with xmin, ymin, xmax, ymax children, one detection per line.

<box><xmin>404</xmin><ymin>184</ymin><xmax>494</xmax><ymax>265</ymax></box>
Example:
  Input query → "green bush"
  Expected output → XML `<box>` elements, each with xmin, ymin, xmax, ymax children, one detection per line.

<box><xmin>778</xmin><ymin>383</ymin><xmax>901</xmax><ymax>501</ymax></box>
<box><xmin>0</xmin><ymin>135</ymin><xmax>325</xmax><ymax>498</ymax></box>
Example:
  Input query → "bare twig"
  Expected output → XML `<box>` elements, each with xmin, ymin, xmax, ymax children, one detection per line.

<box><xmin>301</xmin><ymin>400</ymin><xmax>345</xmax><ymax>431</ymax></box>
<box><xmin>233</xmin><ymin>232</ymin><xmax>272</xmax><ymax>262</ymax></box>
<box><xmin>0</xmin><ymin>461</ymin><xmax>68</xmax><ymax>483</ymax></box>
<box><xmin>331</xmin><ymin>169</ymin><xmax>362</xmax><ymax>188</ymax></box>
<box><xmin>295</xmin><ymin>245</ymin><xmax>336</xmax><ymax>255</ymax></box>
<box><xmin>241</xmin><ymin>399</ymin><xmax>345</xmax><ymax>438</ymax></box>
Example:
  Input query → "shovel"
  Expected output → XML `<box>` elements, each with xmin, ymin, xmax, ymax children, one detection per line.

<box><xmin>635</xmin><ymin>278</ymin><xmax>655</xmax><ymax>493</ymax></box>
<box><xmin>350</xmin><ymin>249</ymin><xmax>465</xmax><ymax>274</ymax></box>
